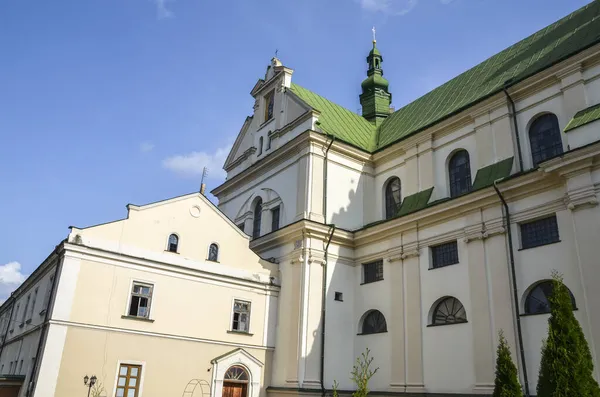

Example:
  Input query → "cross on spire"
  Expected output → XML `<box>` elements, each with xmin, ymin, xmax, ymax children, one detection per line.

<box><xmin>372</xmin><ymin>26</ymin><xmax>376</xmax><ymax>43</ymax></box>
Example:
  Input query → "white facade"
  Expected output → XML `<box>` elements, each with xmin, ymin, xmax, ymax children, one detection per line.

<box><xmin>2</xmin><ymin>4</ymin><xmax>600</xmax><ymax>397</ymax></box>
<box><xmin>212</xmin><ymin>17</ymin><xmax>600</xmax><ymax>397</ymax></box>
<box><xmin>0</xmin><ymin>193</ymin><xmax>279</xmax><ymax>397</ymax></box>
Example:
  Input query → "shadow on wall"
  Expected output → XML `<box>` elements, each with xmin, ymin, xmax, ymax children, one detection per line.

<box><xmin>299</xmin><ymin>172</ymin><xmax>387</xmax><ymax>391</ymax></box>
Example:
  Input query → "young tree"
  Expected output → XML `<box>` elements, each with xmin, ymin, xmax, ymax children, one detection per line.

<box><xmin>493</xmin><ymin>330</ymin><xmax>523</xmax><ymax>397</ymax></box>
<box><xmin>537</xmin><ymin>272</ymin><xmax>600</xmax><ymax>397</ymax></box>
<box><xmin>350</xmin><ymin>348</ymin><xmax>379</xmax><ymax>397</ymax></box>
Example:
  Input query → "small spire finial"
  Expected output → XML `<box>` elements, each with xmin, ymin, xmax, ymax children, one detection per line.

<box><xmin>275</xmin><ymin>49</ymin><xmax>279</xmax><ymax>58</ymax></box>
<box><xmin>372</xmin><ymin>26</ymin><xmax>376</xmax><ymax>43</ymax></box>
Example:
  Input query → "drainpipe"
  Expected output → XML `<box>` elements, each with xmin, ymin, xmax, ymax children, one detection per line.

<box><xmin>0</xmin><ymin>297</ymin><xmax>17</xmax><ymax>365</ymax></box>
<box><xmin>503</xmin><ymin>87</ymin><xmax>524</xmax><ymax>173</ymax></box>
<box><xmin>27</xmin><ymin>254</ymin><xmax>62</xmax><ymax>397</ymax></box>
<box><xmin>323</xmin><ymin>136</ymin><xmax>335</xmax><ymax>223</ymax></box>
<box><xmin>493</xmin><ymin>180</ymin><xmax>530</xmax><ymax>397</ymax></box>
<box><xmin>321</xmin><ymin>225</ymin><xmax>335</xmax><ymax>397</ymax></box>
<box><xmin>320</xmin><ymin>135</ymin><xmax>335</xmax><ymax>397</ymax></box>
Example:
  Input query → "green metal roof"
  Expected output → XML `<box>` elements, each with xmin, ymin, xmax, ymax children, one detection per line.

<box><xmin>564</xmin><ymin>102</ymin><xmax>600</xmax><ymax>132</ymax></box>
<box><xmin>287</xmin><ymin>2</ymin><xmax>600</xmax><ymax>153</ymax></box>
<box><xmin>397</xmin><ymin>187</ymin><xmax>434</xmax><ymax>217</ymax></box>
<box><xmin>289</xmin><ymin>83</ymin><xmax>377</xmax><ymax>150</ymax></box>
<box><xmin>472</xmin><ymin>157</ymin><xmax>514</xmax><ymax>190</ymax></box>
<box><xmin>377</xmin><ymin>1</ymin><xmax>600</xmax><ymax>149</ymax></box>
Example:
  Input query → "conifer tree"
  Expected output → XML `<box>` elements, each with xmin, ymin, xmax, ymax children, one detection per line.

<box><xmin>537</xmin><ymin>272</ymin><xmax>600</xmax><ymax>397</ymax></box>
<box><xmin>493</xmin><ymin>330</ymin><xmax>523</xmax><ymax>397</ymax></box>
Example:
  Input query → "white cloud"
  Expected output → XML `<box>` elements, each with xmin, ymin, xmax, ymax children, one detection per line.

<box><xmin>0</xmin><ymin>262</ymin><xmax>28</xmax><ymax>301</ymax></box>
<box><xmin>162</xmin><ymin>144</ymin><xmax>231</xmax><ymax>180</ymax></box>
<box><xmin>154</xmin><ymin>0</ymin><xmax>174</xmax><ymax>19</ymax></box>
<box><xmin>140</xmin><ymin>142</ymin><xmax>155</xmax><ymax>153</ymax></box>
<box><xmin>359</xmin><ymin>0</ymin><xmax>418</xmax><ymax>15</ymax></box>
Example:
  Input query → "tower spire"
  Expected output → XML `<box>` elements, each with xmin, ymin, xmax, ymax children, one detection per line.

<box><xmin>360</xmin><ymin>30</ymin><xmax>392</xmax><ymax>126</ymax></box>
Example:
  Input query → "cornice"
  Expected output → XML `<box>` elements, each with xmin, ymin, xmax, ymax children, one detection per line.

<box><xmin>251</xmin><ymin>71</ymin><xmax>283</xmax><ymax>97</ymax></box>
<box><xmin>249</xmin><ymin>219</ymin><xmax>354</xmax><ymax>253</ymax></box>
<box><xmin>353</xmin><ymin>170</ymin><xmax>558</xmax><ymax>247</ymax></box>
<box><xmin>213</xmin><ymin>130</ymin><xmax>371</xmax><ymax>197</ymax></box>
<box><xmin>226</xmin><ymin>147</ymin><xmax>257</xmax><ymax>172</ymax></box>
<box><xmin>63</xmin><ymin>243</ymin><xmax>280</xmax><ymax>293</ymax></box>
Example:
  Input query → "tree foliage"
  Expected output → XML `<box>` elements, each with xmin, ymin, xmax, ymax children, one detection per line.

<box><xmin>537</xmin><ymin>272</ymin><xmax>600</xmax><ymax>397</ymax></box>
<box><xmin>493</xmin><ymin>330</ymin><xmax>523</xmax><ymax>397</ymax></box>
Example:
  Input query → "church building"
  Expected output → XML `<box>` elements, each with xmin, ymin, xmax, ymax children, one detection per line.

<box><xmin>1</xmin><ymin>2</ymin><xmax>600</xmax><ymax>397</ymax></box>
<box><xmin>212</xmin><ymin>2</ymin><xmax>600</xmax><ymax>395</ymax></box>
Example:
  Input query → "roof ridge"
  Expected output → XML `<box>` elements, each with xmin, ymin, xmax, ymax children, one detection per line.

<box><xmin>376</xmin><ymin>1</ymin><xmax>600</xmax><ymax>150</ymax></box>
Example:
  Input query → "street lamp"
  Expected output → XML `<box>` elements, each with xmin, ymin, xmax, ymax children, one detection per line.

<box><xmin>83</xmin><ymin>375</ymin><xmax>97</xmax><ymax>397</ymax></box>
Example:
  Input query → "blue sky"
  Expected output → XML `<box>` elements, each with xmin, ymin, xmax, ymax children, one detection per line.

<box><xmin>0</xmin><ymin>0</ymin><xmax>590</xmax><ymax>297</ymax></box>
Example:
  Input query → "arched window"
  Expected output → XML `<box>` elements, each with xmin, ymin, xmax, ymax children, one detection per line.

<box><xmin>208</xmin><ymin>243</ymin><xmax>219</xmax><ymax>262</ymax></box>
<box><xmin>252</xmin><ymin>199</ymin><xmax>263</xmax><ymax>239</ymax></box>
<box><xmin>384</xmin><ymin>177</ymin><xmax>402</xmax><ymax>219</ymax></box>
<box><xmin>529</xmin><ymin>113</ymin><xmax>563</xmax><ymax>167</ymax></box>
<box><xmin>431</xmin><ymin>297</ymin><xmax>467</xmax><ymax>325</ymax></box>
<box><xmin>360</xmin><ymin>310</ymin><xmax>387</xmax><ymax>334</ymax></box>
<box><xmin>524</xmin><ymin>280</ymin><xmax>576</xmax><ymax>315</ymax></box>
<box><xmin>448</xmin><ymin>150</ymin><xmax>472</xmax><ymax>198</ymax></box>
<box><xmin>167</xmin><ymin>234</ymin><xmax>179</xmax><ymax>253</ymax></box>
<box><xmin>258</xmin><ymin>137</ymin><xmax>264</xmax><ymax>155</ymax></box>
<box><xmin>224</xmin><ymin>365</ymin><xmax>249</xmax><ymax>382</ymax></box>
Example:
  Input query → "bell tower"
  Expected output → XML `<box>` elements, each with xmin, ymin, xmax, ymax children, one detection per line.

<box><xmin>360</xmin><ymin>28</ymin><xmax>392</xmax><ymax>126</ymax></box>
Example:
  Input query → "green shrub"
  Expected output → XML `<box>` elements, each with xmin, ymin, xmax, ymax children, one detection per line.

<box><xmin>537</xmin><ymin>272</ymin><xmax>600</xmax><ymax>397</ymax></box>
<box><xmin>492</xmin><ymin>330</ymin><xmax>523</xmax><ymax>397</ymax></box>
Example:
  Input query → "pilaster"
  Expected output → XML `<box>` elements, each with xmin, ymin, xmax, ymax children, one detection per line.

<box><xmin>387</xmin><ymin>254</ymin><xmax>405</xmax><ymax>391</ymax></box>
<box><xmin>402</xmin><ymin>241</ymin><xmax>425</xmax><ymax>393</ymax></box>
<box><xmin>463</xmin><ymin>222</ymin><xmax>494</xmax><ymax>393</ymax></box>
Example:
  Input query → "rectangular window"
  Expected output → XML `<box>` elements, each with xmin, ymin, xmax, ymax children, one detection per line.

<box><xmin>42</xmin><ymin>274</ymin><xmax>55</xmax><ymax>314</ymax></box>
<box><xmin>128</xmin><ymin>282</ymin><xmax>153</xmax><ymax>319</ymax></box>
<box><xmin>8</xmin><ymin>362</ymin><xmax>13</xmax><ymax>374</ymax></box>
<box><xmin>266</xmin><ymin>135</ymin><xmax>272</xmax><ymax>150</ymax></box>
<box><xmin>17</xmin><ymin>360</ymin><xmax>23</xmax><ymax>374</ymax></box>
<box><xmin>271</xmin><ymin>206</ymin><xmax>280</xmax><ymax>232</ymax></box>
<box><xmin>334</xmin><ymin>292</ymin><xmax>343</xmax><ymax>302</ymax></box>
<box><xmin>264</xmin><ymin>91</ymin><xmax>274</xmax><ymax>122</ymax></box>
<box><xmin>29</xmin><ymin>288</ymin><xmax>38</xmax><ymax>320</ymax></box>
<box><xmin>115</xmin><ymin>364</ymin><xmax>142</xmax><ymax>397</ymax></box>
<box><xmin>362</xmin><ymin>260</ymin><xmax>384</xmax><ymax>284</ymax></box>
<box><xmin>231</xmin><ymin>300</ymin><xmax>251</xmax><ymax>333</ymax></box>
<box><xmin>520</xmin><ymin>215</ymin><xmax>560</xmax><ymax>249</ymax></box>
<box><xmin>21</xmin><ymin>295</ymin><xmax>30</xmax><ymax>324</ymax></box>
<box><xmin>11</xmin><ymin>304</ymin><xmax>19</xmax><ymax>330</ymax></box>
<box><xmin>431</xmin><ymin>241</ymin><xmax>459</xmax><ymax>269</ymax></box>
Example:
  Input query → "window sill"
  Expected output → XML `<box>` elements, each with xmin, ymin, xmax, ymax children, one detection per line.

<box><xmin>207</xmin><ymin>259</ymin><xmax>220</xmax><ymax>263</ymax></box>
<box><xmin>257</xmin><ymin>118</ymin><xmax>275</xmax><ymax>132</ymax></box>
<box><xmin>427</xmin><ymin>320</ymin><xmax>468</xmax><ymax>327</ymax></box>
<box><xmin>518</xmin><ymin>240</ymin><xmax>561</xmax><ymax>251</ymax></box>
<box><xmin>164</xmin><ymin>250</ymin><xmax>179</xmax><ymax>254</ymax></box>
<box><xmin>357</xmin><ymin>331</ymin><xmax>388</xmax><ymax>336</ymax></box>
<box><xmin>520</xmin><ymin>308</ymin><xmax>577</xmax><ymax>317</ymax></box>
<box><xmin>25</xmin><ymin>319</ymin><xmax>31</xmax><ymax>324</ymax></box>
<box><xmin>121</xmin><ymin>315</ymin><xmax>155</xmax><ymax>323</ymax></box>
<box><xmin>227</xmin><ymin>330</ymin><xmax>253</xmax><ymax>336</ymax></box>
<box><xmin>429</xmin><ymin>262</ymin><xmax>459</xmax><ymax>270</ymax></box>
<box><xmin>360</xmin><ymin>279</ymin><xmax>384</xmax><ymax>285</ymax></box>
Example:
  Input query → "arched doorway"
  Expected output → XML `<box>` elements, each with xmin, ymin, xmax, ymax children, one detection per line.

<box><xmin>222</xmin><ymin>366</ymin><xmax>249</xmax><ymax>397</ymax></box>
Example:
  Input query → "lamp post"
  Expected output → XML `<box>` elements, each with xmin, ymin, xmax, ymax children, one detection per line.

<box><xmin>83</xmin><ymin>375</ymin><xmax>97</xmax><ymax>397</ymax></box>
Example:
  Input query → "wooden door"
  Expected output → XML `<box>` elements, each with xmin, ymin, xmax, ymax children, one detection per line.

<box><xmin>222</xmin><ymin>382</ymin><xmax>247</xmax><ymax>397</ymax></box>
